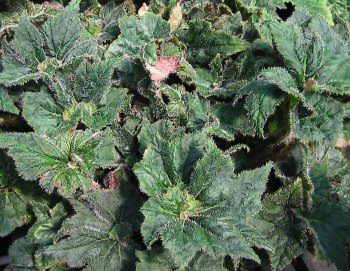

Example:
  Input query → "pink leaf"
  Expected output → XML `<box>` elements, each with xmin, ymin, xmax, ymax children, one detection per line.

<box><xmin>146</xmin><ymin>57</ymin><xmax>180</xmax><ymax>84</ymax></box>
<box><xmin>43</xmin><ymin>1</ymin><xmax>63</xmax><ymax>10</ymax></box>
<box><xmin>107</xmin><ymin>171</ymin><xmax>118</xmax><ymax>191</ymax></box>
<box><xmin>138</xmin><ymin>3</ymin><xmax>149</xmax><ymax>17</ymax></box>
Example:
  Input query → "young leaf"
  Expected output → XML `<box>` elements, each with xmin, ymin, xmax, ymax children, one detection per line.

<box><xmin>285</xmin><ymin>0</ymin><xmax>333</xmax><ymax>25</ymax></box>
<box><xmin>106</xmin><ymin>12</ymin><xmax>170</xmax><ymax>63</ymax></box>
<box><xmin>23</xmin><ymin>60</ymin><xmax>129</xmax><ymax>135</ymax></box>
<box><xmin>0</xmin><ymin>4</ymin><xmax>97</xmax><ymax>87</ymax></box>
<box><xmin>0</xmin><ymin>86</ymin><xmax>19</xmax><ymax>114</ymax></box>
<box><xmin>244</xmin><ymin>82</ymin><xmax>285</xmax><ymax>137</ymax></box>
<box><xmin>134</xmin><ymin>134</ymin><xmax>272</xmax><ymax>268</ymax></box>
<box><xmin>181</xmin><ymin>20</ymin><xmax>249</xmax><ymax>64</ymax></box>
<box><xmin>296</xmin><ymin>147</ymin><xmax>350</xmax><ymax>271</ymax></box>
<box><xmin>258</xmin><ymin>180</ymin><xmax>307</xmax><ymax>271</ymax></box>
<box><xmin>268</xmin><ymin>21</ymin><xmax>306</xmax><ymax>84</ymax></box>
<box><xmin>291</xmin><ymin>92</ymin><xmax>345</xmax><ymax>144</ymax></box>
<box><xmin>45</xmin><ymin>183</ymin><xmax>142</xmax><ymax>271</ymax></box>
<box><xmin>41</xmin><ymin>2</ymin><xmax>81</xmax><ymax>60</ymax></box>
<box><xmin>12</xmin><ymin>14</ymin><xmax>45</xmax><ymax>66</ymax></box>
<box><xmin>0</xmin><ymin>190</ymin><xmax>31</xmax><ymax>237</ymax></box>
<box><xmin>0</xmin><ymin>129</ymin><xmax>119</xmax><ymax>196</ymax></box>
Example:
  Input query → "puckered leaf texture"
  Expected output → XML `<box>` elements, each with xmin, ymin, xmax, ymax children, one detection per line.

<box><xmin>0</xmin><ymin>2</ymin><xmax>97</xmax><ymax>86</ymax></box>
<box><xmin>0</xmin><ymin>129</ymin><xmax>119</xmax><ymax>196</ymax></box>
<box><xmin>44</xmin><ymin>181</ymin><xmax>142</xmax><ymax>271</ymax></box>
<box><xmin>134</xmin><ymin>133</ymin><xmax>273</xmax><ymax>268</ymax></box>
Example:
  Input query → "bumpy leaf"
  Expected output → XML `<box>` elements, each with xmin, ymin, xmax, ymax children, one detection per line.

<box><xmin>27</xmin><ymin>202</ymin><xmax>69</xmax><ymax>245</ymax></box>
<box><xmin>268</xmin><ymin>21</ymin><xmax>306</xmax><ymax>84</ymax></box>
<box><xmin>296</xmin><ymin>147</ymin><xmax>350</xmax><ymax>271</ymax></box>
<box><xmin>0</xmin><ymin>41</ymin><xmax>42</xmax><ymax>87</ymax></box>
<box><xmin>0</xmin><ymin>3</ymin><xmax>97</xmax><ymax>87</ymax></box>
<box><xmin>268</xmin><ymin>18</ymin><xmax>350</xmax><ymax>95</ymax></box>
<box><xmin>8</xmin><ymin>202</ymin><xmax>69</xmax><ymax>271</ymax></box>
<box><xmin>0</xmin><ymin>86</ymin><xmax>19</xmax><ymax>114</ymax></box>
<box><xmin>298</xmin><ymin>203</ymin><xmax>350</xmax><ymax>271</ymax></box>
<box><xmin>136</xmin><ymin>247</ymin><xmax>178</xmax><ymax>271</ymax></box>
<box><xmin>181</xmin><ymin>20</ymin><xmax>249</xmax><ymax>64</ymax></box>
<box><xmin>259</xmin><ymin>67</ymin><xmax>302</xmax><ymax>99</ymax></box>
<box><xmin>41</xmin><ymin>1</ymin><xmax>89</xmax><ymax>61</ymax></box>
<box><xmin>8</xmin><ymin>238</ymin><xmax>37</xmax><ymax>271</ymax></box>
<box><xmin>212</xmin><ymin>102</ymin><xmax>255</xmax><ymax>138</ymax></box>
<box><xmin>291</xmin><ymin>92</ymin><xmax>344</xmax><ymax>144</ymax></box>
<box><xmin>0</xmin><ymin>129</ymin><xmax>119</xmax><ymax>195</ymax></box>
<box><xmin>244</xmin><ymin>81</ymin><xmax>285</xmax><ymax>137</ymax></box>
<box><xmin>106</xmin><ymin>12</ymin><xmax>170</xmax><ymax>63</ymax></box>
<box><xmin>136</xmin><ymin>247</ymin><xmax>226</xmax><ymax>271</ymax></box>
<box><xmin>0</xmin><ymin>190</ymin><xmax>30</xmax><ymax>237</ymax></box>
<box><xmin>286</xmin><ymin>0</ymin><xmax>333</xmax><ymax>25</ymax></box>
<box><xmin>23</xmin><ymin>60</ymin><xmax>129</xmax><ymax>135</ymax></box>
<box><xmin>134</xmin><ymin>133</ymin><xmax>272</xmax><ymax>268</ymax></box>
<box><xmin>258</xmin><ymin>180</ymin><xmax>307</xmax><ymax>271</ymax></box>
<box><xmin>308</xmin><ymin>17</ymin><xmax>350</xmax><ymax>95</ymax></box>
<box><xmin>237</xmin><ymin>0</ymin><xmax>333</xmax><ymax>25</ymax></box>
<box><xmin>45</xmin><ymin>183</ymin><xmax>142</xmax><ymax>271</ymax></box>
<box><xmin>12</xmin><ymin>14</ymin><xmax>45</xmax><ymax>65</ymax></box>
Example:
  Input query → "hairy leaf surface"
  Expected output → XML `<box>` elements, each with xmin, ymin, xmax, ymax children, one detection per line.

<box><xmin>134</xmin><ymin>134</ymin><xmax>272</xmax><ymax>267</ymax></box>
<box><xmin>0</xmin><ymin>130</ymin><xmax>119</xmax><ymax>195</ymax></box>
<box><xmin>45</xmin><ymin>183</ymin><xmax>142</xmax><ymax>271</ymax></box>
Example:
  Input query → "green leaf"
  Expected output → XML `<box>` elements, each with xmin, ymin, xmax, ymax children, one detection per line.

<box><xmin>53</xmin><ymin>59</ymin><xmax>115</xmax><ymax>107</ymax></box>
<box><xmin>22</xmin><ymin>89</ymin><xmax>71</xmax><ymax>135</ymax></box>
<box><xmin>296</xmin><ymin>147</ymin><xmax>350</xmax><ymax>271</ymax></box>
<box><xmin>137</xmin><ymin>119</ymin><xmax>184</xmax><ymax>154</ymax></box>
<box><xmin>136</xmin><ymin>248</ymin><xmax>226</xmax><ymax>271</ymax></box>
<box><xmin>308</xmin><ymin>17</ymin><xmax>350</xmax><ymax>95</ymax></box>
<box><xmin>0</xmin><ymin>22</ymin><xmax>42</xmax><ymax>84</ymax></box>
<box><xmin>192</xmin><ymin>68</ymin><xmax>222</xmax><ymax>98</ymax></box>
<box><xmin>268</xmin><ymin>18</ymin><xmax>350</xmax><ymax>95</ymax></box>
<box><xmin>9</xmin><ymin>237</ymin><xmax>69</xmax><ymax>271</ymax></box>
<box><xmin>298</xmin><ymin>203</ymin><xmax>350</xmax><ymax>271</ymax></box>
<box><xmin>134</xmin><ymin>133</ymin><xmax>272</xmax><ymax>268</ymax></box>
<box><xmin>286</xmin><ymin>0</ymin><xmax>333</xmax><ymax>25</ymax></box>
<box><xmin>0</xmin><ymin>86</ymin><xmax>19</xmax><ymax>114</ymax></box>
<box><xmin>0</xmin><ymin>129</ymin><xmax>119</xmax><ymax>196</ymax></box>
<box><xmin>0</xmin><ymin>190</ymin><xmax>31</xmax><ymax>237</ymax></box>
<box><xmin>6</xmin><ymin>202</ymin><xmax>69</xmax><ymax>270</ymax></box>
<box><xmin>45</xmin><ymin>183</ymin><xmax>142</xmax><ymax>271</ymax></box>
<box><xmin>260</xmin><ymin>67</ymin><xmax>302</xmax><ymax>99</ymax></box>
<box><xmin>106</xmin><ymin>12</ymin><xmax>170</xmax><ymax>63</ymax></box>
<box><xmin>41</xmin><ymin>3</ymin><xmax>81</xmax><ymax>60</ymax></box>
<box><xmin>98</xmin><ymin>2</ymin><xmax>129</xmax><ymax>43</ymax></box>
<box><xmin>182</xmin><ymin>20</ymin><xmax>249</xmax><ymax>64</ymax></box>
<box><xmin>12</xmin><ymin>14</ymin><xmax>45</xmax><ymax>65</ymax></box>
<box><xmin>8</xmin><ymin>238</ymin><xmax>37</xmax><ymax>271</ymax></box>
<box><xmin>268</xmin><ymin>21</ymin><xmax>306</xmax><ymax>84</ymax></box>
<box><xmin>0</xmin><ymin>4</ymin><xmax>97</xmax><ymax>87</ymax></box>
<box><xmin>291</xmin><ymin>92</ymin><xmax>345</xmax><ymax>144</ymax></box>
<box><xmin>27</xmin><ymin>202</ymin><xmax>69</xmax><ymax>245</ymax></box>
<box><xmin>187</xmin><ymin>253</ymin><xmax>226</xmax><ymax>271</ymax></box>
<box><xmin>212</xmin><ymin>102</ymin><xmax>255</xmax><ymax>138</ymax></box>
<box><xmin>136</xmin><ymin>246</ymin><xmax>178</xmax><ymax>271</ymax></box>
<box><xmin>258</xmin><ymin>181</ymin><xmax>307</xmax><ymax>271</ymax></box>
<box><xmin>244</xmin><ymin>81</ymin><xmax>285</xmax><ymax>137</ymax></box>
<box><xmin>0</xmin><ymin>41</ymin><xmax>42</xmax><ymax>86</ymax></box>
<box><xmin>23</xmin><ymin>60</ymin><xmax>129</xmax><ymax>135</ymax></box>
<box><xmin>134</xmin><ymin>133</ymin><xmax>205</xmax><ymax>197</ymax></box>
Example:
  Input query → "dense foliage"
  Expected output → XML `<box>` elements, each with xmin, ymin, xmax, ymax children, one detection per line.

<box><xmin>0</xmin><ymin>0</ymin><xmax>350</xmax><ymax>270</ymax></box>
